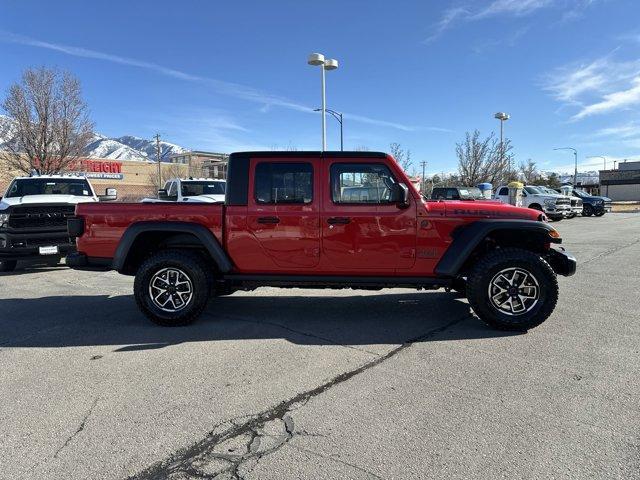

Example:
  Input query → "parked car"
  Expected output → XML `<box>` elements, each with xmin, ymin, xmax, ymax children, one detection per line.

<box><xmin>142</xmin><ymin>178</ymin><xmax>226</xmax><ymax>203</ymax></box>
<box><xmin>569</xmin><ymin>188</ymin><xmax>612</xmax><ymax>216</ymax></box>
<box><xmin>430</xmin><ymin>186</ymin><xmax>485</xmax><ymax>200</ymax></box>
<box><xmin>494</xmin><ymin>185</ymin><xmax>571</xmax><ymax>221</ymax></box>
<box><xmin>539</xmin><ymin>186</ymin><xmax>582</xmax><ymax>217</ymax></box>
<box><xmin>0</xmin><ymin>174</ymin><xmax>116</xmax><ymax>272</ymax></box>
<box><xmin>68</xmin><ymin>151</ymin><xmax>576</xmax><ymax>332</ymax></box>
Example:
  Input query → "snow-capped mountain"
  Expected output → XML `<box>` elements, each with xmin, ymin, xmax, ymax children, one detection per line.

<box><xmin>0</xmin><ymin>115</ymin><xmax>188</xmax><ymax>161</ymax></box>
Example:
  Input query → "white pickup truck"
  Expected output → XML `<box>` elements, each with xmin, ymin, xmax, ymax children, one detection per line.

<box><xmin>494</xmin><ymin>185</ymin><xmax>571</xmax><ymax>221</ymax></box>
<box><xmin>142</xmin><ymin>178</ymin><xmax>226</xmax><ymax>203</ymax></box>
<box><xmin>0</xmin><ymin>175</ymin><xmax>116</xmax><ymax>272</ymax></box>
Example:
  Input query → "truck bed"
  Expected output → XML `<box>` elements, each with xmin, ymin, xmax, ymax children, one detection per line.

<box><xmin>75</xmin><ymin>202</ymin><xmax>224</xmax><ymax>260</ymax></box>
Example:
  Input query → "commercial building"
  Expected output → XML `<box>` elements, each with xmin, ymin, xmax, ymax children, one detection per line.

<box><xmin>169</xmin><ymin>151</ymin><xmax>229</xmax><ymax>179</ymax></box>
<box><xmin>0</xmin><ymin>156</ymin><xmax>187</xmax><ymax>201</ymax></box>
<box><xmin>600</xmin><ymin>160</ymin><xmax>640</xmax><ymax>201</ymax></box>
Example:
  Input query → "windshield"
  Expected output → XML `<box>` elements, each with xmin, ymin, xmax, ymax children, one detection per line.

<box><xmin>524</xmin><ymin>186</ymin><xmax>544</xmax><ymax>195</ymax></box>
<box><xmin>5</xmin><ymin>178</ymin><xmax>93</xmax><ymax>197</ymax></box>
<box><xmin>459</xmin><ymin>187</ymin><xmax>484</xmax><ymax>200</ymax></box>
<box><xmin>573</xmin><ymin>189</ymin><xmax>591</xmax><ymax>197</ymax></box>
<box><xmin>180</xmin><ymin>181</ymin><xmax>226</xmax><ymax>197</ymax></box>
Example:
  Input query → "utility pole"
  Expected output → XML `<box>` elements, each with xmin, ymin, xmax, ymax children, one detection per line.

<box><xmin>154</xmin><ymin>133</ymin><xmax>162</xmax><ymax>195</ymax></box>
<box><xmin>420</xmin><ymin>161</ymin><xmax>427</xmax><ymax>194</ymax></box>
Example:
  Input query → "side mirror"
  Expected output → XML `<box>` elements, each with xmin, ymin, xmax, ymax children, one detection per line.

<box><xmin>157</xmin><ymin>189</ymin><xmax>169</xmax><ymax>200</ymax></box>
<box><xmin>98</xmin><ymin>188</ymin><xmax>118</xmax><ymax>202</ymax></box>
<box><xmin>397</xmin><ymin>183</ymin><xmax>410</xmax><ymax>208</ymax></box>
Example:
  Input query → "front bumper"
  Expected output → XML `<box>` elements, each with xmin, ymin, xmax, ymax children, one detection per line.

<box><xmin>546</xmin><ymin>247</ymin><xmax>577</xmax><ymax>276</ymax></box>
<box><xmin>0</xmin><ymin>230</ymin><xmax>75</xmax><ymax>261</ymax></box>
<box><xmin>544</xmin><ymin>204</ymin><xmax>571</xmax><ymax>218</ymax></box>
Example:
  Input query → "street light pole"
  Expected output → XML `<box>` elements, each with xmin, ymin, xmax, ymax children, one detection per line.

<box><xmin>587</xmin><ymin>155</ymin><xmax>607</xmax><ymax>170</ymax></box>
<box><xmin>420</xmin><ymin>161</ymin><xmax>427</xmax><ymax>194</ymax></box>
<box><xmin>494</xmin><ymin>112</ymin><xmax>510</xmax><ymax>174</ymax></box>
<box><xmin>308</xmin><ymin>53</ymin><xmax>339</xmax><ymax>151</ymax></box>
<box><xmin>554</xmin><ymin>147</ymin><xmax>578</xmax><ymax>185</ymax></box>
<box><xmin>314</xmin><ymin>108</ymin><xmax>343</xmax><ymax>151</ymax></box>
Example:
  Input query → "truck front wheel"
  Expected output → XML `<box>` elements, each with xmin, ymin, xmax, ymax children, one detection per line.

<box><xmin>466</xmin><ymin>248</ymin><xmax>558</xmax><ymax>331</ymax></box>
<box><xmin>134</xmin><ymin>250</ymin><xmax>210</xmax><ymax>326</ymax></box>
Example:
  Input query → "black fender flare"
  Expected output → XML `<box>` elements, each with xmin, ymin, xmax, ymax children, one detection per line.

<box><xmin>434</xmin><ymin>219</ymin><xmax>560</xmax><ymax>277</ymax></box>
<box><xmin>112</xmin><ymin>221</ymin><xmax>233</xmax><ymax>273</ymax></box>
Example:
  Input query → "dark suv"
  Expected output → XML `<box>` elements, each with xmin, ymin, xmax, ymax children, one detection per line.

<box><xmin>570</xmin><ymin>189</ymin><xmax>612</xmax><ymax>216</ymax></box>
<box><xmin>430</xmin><ymin>186</ymin><xmax>485</xmax><ymax>200</ymax></box>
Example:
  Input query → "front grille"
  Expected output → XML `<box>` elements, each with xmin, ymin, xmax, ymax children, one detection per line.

<box><xmin>7</xmin><ymin>205</ymin><xmax>75</xmax><ymax>230</ymax></box>
<box><xmin>555</xmin><ymin>198</ymin><xmax>570</xmax><ymax>206</ymax></box>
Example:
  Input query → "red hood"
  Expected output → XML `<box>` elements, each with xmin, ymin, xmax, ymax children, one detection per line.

<box><xmin>428</xmin><ymin>200</ymin><xmax>541</xmax><ymax>221</ymax></box>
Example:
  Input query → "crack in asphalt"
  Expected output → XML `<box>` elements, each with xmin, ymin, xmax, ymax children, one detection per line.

<box><xmin>211</xmin><ymin>312</ymin><xmax>382</xmax><ymax>357</ymax></box>
<box><xmin>127</xmin><ymin>315</ymin><xmax>468</xmax><ymax>480</ymax></box>
<box><xmin>580</xmin><ymin>238</ymin><xmax>640</xmax><ymax>265</ymax></box>
<box><xmin>53</xmin><ymin>396</ymin><xmax>100</xmax><ymax>459</ymax></box>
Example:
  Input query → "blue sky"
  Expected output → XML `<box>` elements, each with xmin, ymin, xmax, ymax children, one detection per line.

<box><xmin>1</xmin><ymin>0</ymin><xmax>640</xmax><ymax>174</ymax></box>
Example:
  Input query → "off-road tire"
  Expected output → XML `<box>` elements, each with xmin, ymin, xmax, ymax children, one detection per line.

<box><xmin>134</xmin><ymin>249</ymin><xmax>210</xmax><ymax>326</ymax></box>
<box><xmin>595</xmin><ymin>210</ymin><xmax>605</xmax><ymax>217</ymax></box>
<box><xmin>583</xmin><ymin>204</ymin><xmax>594</xmax><ymax>216</ymax></box>
<box><xmin>466</xmin><ymin>248</ymin><xmax>558</xmax><ymax>331</ymax></box>
<box><xmin>0</xmin><ymin>260</ymin><xmax>17</xmax><ymax>272</ymax></box>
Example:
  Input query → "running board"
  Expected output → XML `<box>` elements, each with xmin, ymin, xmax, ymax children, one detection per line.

<box><xmin>221</xmin><ymin>274</ymin><xmax>450</xmax><ymax>290</ymax></box>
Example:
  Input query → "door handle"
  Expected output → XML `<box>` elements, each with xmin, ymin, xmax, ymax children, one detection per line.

<box><xmin>257</xmin><ymin>216</ymin><xmax>280</xmax><ymax>224</ymax></box>
<box><xmin>327</xmin><ymin>217</ymin><xmax>351</xmax><ymax>225</ymax></box>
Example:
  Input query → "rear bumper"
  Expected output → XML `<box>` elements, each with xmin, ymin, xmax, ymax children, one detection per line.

<box><xmin>547</xmin><ymin>247</ymin><xmax>577</xmax><ymax>277</ymax></box>
<box><xmin>66</xmin><ymin>252</ymin><xmax>112</xmax><ymax>271</ymax></box>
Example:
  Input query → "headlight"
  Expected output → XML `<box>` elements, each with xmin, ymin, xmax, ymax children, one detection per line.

<box><xmin>0</xmin><ymin>212</ymin><xmax>9</xmax><ymax>228</ymax></box>
<box><xmin>544</xmin><ymin>199</ymin><xmax>556</xmax><ymax>207</ymax></box>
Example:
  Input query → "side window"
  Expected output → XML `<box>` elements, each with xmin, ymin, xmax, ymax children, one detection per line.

<box><xmin>167</xmin><ymin>182</ymin><xmax>177</xmax><ymax>196</ymax></box>
<box><xmin>331</xmin><ymin>163</ymin><xmax>399</xmax><ymax>204</ymax></box>
<box><xmin>163</xmin><ymin>181</ymin><xmax>172</xmax><ymax>191</ymax></box>
<box><xmin>447</xmin><ymin>188</ymin><xmax>460</xmax><ymax>200</ymax></box>
<box><xmin>254</xmin><ymin>162</ymin><xmax>313</xmax><ymax>204</ymax></box>
<box><xmin>498</xmin><ymin>187</ymin><xmax>509</xmax><ymax>196</ymax></box>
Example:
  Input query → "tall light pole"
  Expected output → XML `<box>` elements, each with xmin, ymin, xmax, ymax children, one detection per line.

<box><xmin>494</xmin><ymin>112</ymin><xmax>510</xmax><ymax>174</ymax></box>
<box><xmin>554</xmin><ymin>147</ymin><xmax>578</xmax><ymax>185</ymax></box>
<box><xmin>587</xmin><ymin>155</ymin><xmax>607</xmax><ymax>170</ymax></box>
<box><xmin>308</xmin><ymin>53</ymin><xmax>338</xmax><ymax>151</ymax></box>
<box><xmin>314</xmin><ymin>108</ymin><xmax>343</xmax><ymax>150</ymax></box>
<box><xmin>420</xmin><ymin>160</ymin><xmax>427</xmax><ymax>193</ymax></box>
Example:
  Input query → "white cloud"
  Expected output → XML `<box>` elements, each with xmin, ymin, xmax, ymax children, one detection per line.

<box><xmin>543</xmin><ymin>53</ymin><xmax>640</xmax><ymax>119</ymax></box>
<box><xmin>572</xmin><ymin>77</ymin><xmax>640</xmax><ymax>119</ymax></box>
<box><xmin>594</xmin><ymin>121</ymin><xmax>640</xmax><ymax>139</ymax></box>
<box><xmin>0</xmin><ymin>30</ymin><xmax>429</xmax><ymax>133</ymax></box>
<box><xmin>425</xmin><ymin>0</ymin><xmax>591</xmax><ymax>42</ymax></box>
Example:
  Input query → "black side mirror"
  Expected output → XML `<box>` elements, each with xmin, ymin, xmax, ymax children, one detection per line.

<box><xmin>98</xmin><ymin>188</ymin><xmax>118</xmax><ymax>202</ymax></box>
<box><xmin>397</xmin><ymin>183</ymin><xmax>410</xmax><ymax>208</ymax></box>
<box><xmin>157</xmin><ymin>189</ymin><xmax>169</xmax><ymax>200</ymax></box>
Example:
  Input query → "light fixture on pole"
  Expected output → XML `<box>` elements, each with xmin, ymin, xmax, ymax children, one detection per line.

<box><xmin>314</xmin><ymin>108</ymin><xmax>343</xmax><ymax>151</ymax></box>
<box><xmin>308</xmin><ymin>53</ymin><xmax>339</xmax><ymax>151</ymax></box>
<box><xmin>587</xmin><ymin>155</ymin><xmax>607</xmax><ymax>170</ymax></box>
<box><xmin>494</xmin><ymin>112</ymin><xmax>510</xmax><ymax>173</ymax></box>
<box><xmin>554</xmin><ymin>147</ymin><xmax>578</xmax><ymax>185</ymax></box>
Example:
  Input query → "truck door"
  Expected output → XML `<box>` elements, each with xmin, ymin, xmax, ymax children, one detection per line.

<box><xmin>320</xmin><ymin>159</ymin><xmax>416</xmax><ymax>272</ymax></box>
<box><xmin>243</xmin><ymin>159</ymin><xmax>320</xmax><ymax>271</ymax></box>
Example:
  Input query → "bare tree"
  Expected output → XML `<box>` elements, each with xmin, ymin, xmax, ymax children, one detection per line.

<box><xmin>389</xmin><ymin>142</ymin><xmax>413</xmax><ymax>173</ymax></box>
<box><xmin>456</xmin><ymin>130</ymin><xmax>514</xmax><ymax>186</ymax></box>
<box><xmin>1</xmin><ymin>67</ymin><xmax>94</xmax><ymax>174</ymax></box>
<box><xmin>519</xmin><ymin>159</ymin><xmax>539</xmax><ymax>184</ymax></box>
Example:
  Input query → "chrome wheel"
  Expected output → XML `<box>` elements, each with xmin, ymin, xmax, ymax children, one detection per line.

<box><xmin>488</xmin><ymin>267</ymin><xmax>540</xmax><ymax>316</ymax></box>
<box><xmin>148</xmin><ymin>267</ymin><xmax>194</xmax><ymax>312</ymax></box>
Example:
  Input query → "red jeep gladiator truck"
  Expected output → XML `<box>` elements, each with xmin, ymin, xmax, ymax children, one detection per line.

<box><xmin>67</xmin><ymin>151</ymin><xmax>576</xmax><ymax>331</ymax></box>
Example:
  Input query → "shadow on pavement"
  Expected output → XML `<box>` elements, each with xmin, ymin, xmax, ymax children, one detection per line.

<box><xmin>0</xmin><ymin>291</ymin><xmax>520</xmax><ymax>350</ymax></box>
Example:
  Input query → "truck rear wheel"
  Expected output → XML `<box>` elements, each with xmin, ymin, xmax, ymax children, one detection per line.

<box><xmin>134</xmin><ymin>250</ymin><xmax>210</xmax><ymax>326</ymax></box>
<box><xmin>0</xmin><ymin>260</ymin><xmax>17</xmax><ymax>272</ymax></box>
<box><xmin>466</xmin><ymin>248</ymin><xmax>558</xmax><ymax>331</ymax></box>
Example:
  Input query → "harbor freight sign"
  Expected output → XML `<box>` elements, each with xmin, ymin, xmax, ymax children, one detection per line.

<box><xmin>71</xmin><ymin>159</ymin><xmax>124</xmax><ymax>180</ymax></box>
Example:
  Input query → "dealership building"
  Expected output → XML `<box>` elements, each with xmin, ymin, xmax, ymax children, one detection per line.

<box><xmin>599</xmin><ymin>161</ymin><xmax>640</xmax><ymax>201</ymax></box>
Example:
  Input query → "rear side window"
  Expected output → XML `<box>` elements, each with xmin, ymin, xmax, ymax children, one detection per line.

<box><xmin>331</xmin><ymin>163</ymin><xmax>399</xmax><ymax>204</ymax></box>
<box><xmin>254</xmin><ymin>162</ymin><xmax>313</xmax><ymax>204</ymax></box>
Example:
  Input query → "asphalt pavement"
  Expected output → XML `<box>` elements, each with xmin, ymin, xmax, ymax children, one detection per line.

<box><xmin>1</xmin><ymin>213</ymin><xmax>639</xmax><ymax>480</ymax></box>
